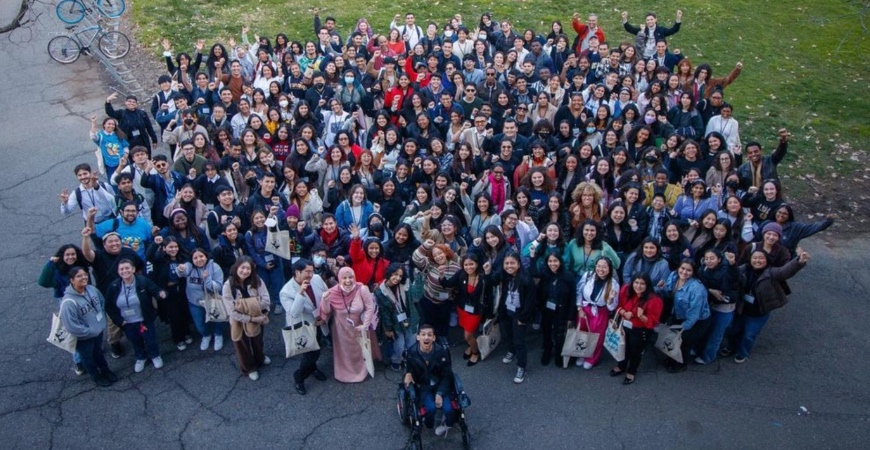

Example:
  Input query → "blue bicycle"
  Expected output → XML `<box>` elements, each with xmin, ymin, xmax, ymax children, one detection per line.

<box><xmin>55</xmin><ymin>0</ymin><xmax>125</xmax><ymax>24</ymax></box>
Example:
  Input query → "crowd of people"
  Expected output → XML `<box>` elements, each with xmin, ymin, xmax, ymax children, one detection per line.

<box><xmin>43</xmin><ymin>8</ymin><xmax>836</xmax><ymax>398</ymax></box>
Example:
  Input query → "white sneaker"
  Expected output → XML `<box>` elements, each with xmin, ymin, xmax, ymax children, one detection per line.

<box><xmin>263</xmin><ymin>355</ymin><xmax>272</xmax><ymax>365</ymax></box>
<box><xmin>513</xmin><ymin>367</ymin><xmax>526</xmax><ymax>383</ymax></box>
<box><xmin>273</xmin><ymin>304</ymin><xmax>284</xmax><ymax>315</ymax></box>
<box><xmin>582</xmin><ymin>361</ymin><xmax>594</xmax><ymax>370</ymax></box>
<box><xmin>200</xmin><ymin>336</ymin><xmax>211</xmax><ymax>351</ymax></box>
<box><xmin>575</xmin><ymin>358</ymin><xmax>585</xmax><ymax>367</ymax></box>
<box><xmin>694</xmin><ymin>356</ymin><xmax>707</xmax><ymax>365</ymax></box>
<box><xmin>176</xmin><ymin>342</ymin><xmax>187</xmax><ymax>351</ymax></box>
<box><xmin>134</xmin><ymin>359</ymin><xmax>146</xmax><ymax>373</ymax></box>
<box><xmin>184</xmin><ymin>336</ymin><xmax>194</xmax><ymax>345</ymax></box>
<box><xmin>248</xmin><ymin>371</ymin><xmax>260</xmax><ymax>381</ymax></box>
<box><xmin>502</xmin><ymin>352</ymin><xmax>515</xmax><ymax>364</ymax></box>
<box><xmin>214</xmin><ymin>335</ymin><xmax>224</xmax><ymax>351</ymax></box>
<box><xmin>152</xmin><ymin>356</ymin><xmax>164</xmax><ymax>369</ymax></box>
<box><xmin>435</xmin><ymin>425</ymin><xmax>450</xmax><ymax>436</ymax></box>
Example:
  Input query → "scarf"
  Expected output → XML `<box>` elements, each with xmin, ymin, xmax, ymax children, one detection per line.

<box><xmin>319</xmin><ymin>228</ymin><xmax>339</xmax><ymax>247</ymax></box>
<box><xmin>488</xmin><ymin>173</ymin><xmax>506</xmax><ymax>212</ymax></box>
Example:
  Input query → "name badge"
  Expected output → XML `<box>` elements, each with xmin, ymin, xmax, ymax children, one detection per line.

<box><xmin>396</xmin><ymin>312</ymin><xmax>408</xmax><ymax>322</ymax></box>
<box><xmin>743</xmin><ymin>294</ymin><xmax>755</xmax><ymax>304</ymax></box>
<box><xmin>546</xmin><ymin>301</ymin><xmax>556</xmax><ymax>311</ymax></box>
<box><xmin>622</xmin><ymin>319</ymin><xmax>633</xmax><ymax>329</ymax></box>
<box><xmin>265</xmin><ymin>254</ymin><xmax>275</xmax><ymax>262</ymax></box>
<box><xmin>123</xmin><ymin>308</ymin><xmax>136</xmax><ymax>319</ymax></box>
<box><xmin>95</xmin><ymin>312</ymin><xmax>104</xmax><ymax>321</ymax></box>
<box><xmin>438</xmin><ymin>291</ymin><xmax>450</xmax><ymax>300</ymax></box>
<box><xmin>507</xmin><ymin>303</ymin><xmax>517</xmax><ymax>312</ymax></box>
<box><xmin>463</xmin><ymin>304</ymin><xmax>475</xmax><ymax>314</ymax></box>
<box><xmin>202</xmin><ymin>107</ymin><xmax>210</xmax><ymax>114</ymax></box>
<box><xmin>571</xmin><ymin>127</ymin><xmax>580</xmax><ymax>137</ymax></box>
<box><xmin>131</xmin><ymin>130</ymin><xmax>141</xmax><ymax>137</ymax></box>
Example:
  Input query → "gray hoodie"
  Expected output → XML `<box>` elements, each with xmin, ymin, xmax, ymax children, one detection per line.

<box><xmin>59</xmin><ymin>285</ymin><xmax>106</xmax><ymax>340</ymax></box>
<box><xmin>177</xmin><ymin>260</ymin><xmax>224</xmax><ymax>306</ymax></box>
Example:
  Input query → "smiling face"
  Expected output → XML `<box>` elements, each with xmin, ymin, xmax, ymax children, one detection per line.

<box><xmin>594</xmin><ymin>258</ymin><xmax>611</xmax><ymax>279</ymax></box>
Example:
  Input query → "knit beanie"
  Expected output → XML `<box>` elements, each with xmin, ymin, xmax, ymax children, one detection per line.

<box><xmin>761</xmin><ymin>222</ymin><xmax>783</xmax><ymax>237</ymax></box>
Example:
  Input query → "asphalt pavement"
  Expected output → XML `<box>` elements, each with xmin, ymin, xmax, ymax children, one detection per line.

<box><xmin>1</xmin><ymin>6</ymin><xmax>869</xmax><ymax>450</ymax></box>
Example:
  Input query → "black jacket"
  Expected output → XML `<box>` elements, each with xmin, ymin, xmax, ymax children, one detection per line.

<box><xmin>491</xmin><ymin>271</ymin><xmax>537</xmax><ymax>323</ymax></box>
<box><xmin>104</xmin><ymin>274</ymin><xmax>165</xmax><ymax>326</ymax></box>
<box><xmin>529</xmin><ymin>252</ymin><xmax>576</xmax><ymax>322</ymax></box>
<box><xmin>405</xmin><ymin>342</ymin><xmax>453</xmax><ymax>397</ymax></box>
<box><xmin>440</xmin><ymin>272</ymin><xmax>492</xmax><ymax>317</ymax></box>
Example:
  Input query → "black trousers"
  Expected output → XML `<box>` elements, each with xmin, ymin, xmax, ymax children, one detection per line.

<box><xmin>618</xmin><ymin>327</ymin><xmax>650</xmax><ymax>375</ymax></box>
<box><xmin>540</xmin><ymin>307</ymin><xmax>567</xmax><ymax>356</ymax></box>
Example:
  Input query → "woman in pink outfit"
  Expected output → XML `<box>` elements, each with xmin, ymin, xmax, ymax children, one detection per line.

<box><xmin>319</xmin><ymin>267</ymin><xmax>377</xmax><ymax>383</ymax></box>
<box><xmin>574</xmin><ymin>257</ymin><xmax>620</xmax><ymax>369</ymax></box>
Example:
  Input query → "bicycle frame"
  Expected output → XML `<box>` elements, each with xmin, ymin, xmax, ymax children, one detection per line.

<box><xmin>70</xmin><ymin>24</ymin><xmax>104</xmax><ymax>50</ymax></box>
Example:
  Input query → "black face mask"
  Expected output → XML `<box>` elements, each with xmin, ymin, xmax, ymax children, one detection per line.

<box><xmin>725</xmin><ymin>181</ymin><xmax>739</xmax><ymax>190</ymax></box>
<box><xmin>538</xmin><ymin>132</ymin><xmax>550</xmax><ymax>138</ymax></box>
<box><xmin>314</xmin><ymin>82</ymin><xmax>325</xmax><ymax>90</ymax></box>
<box><xmin>645</xmin><ymin>156</ymin><xmax>658</xmax><ymax>163</ymax></box>
<box><xmin>184</xmin><ymin>118</ymin><xmax>194</xmax><ymax>126</ymax></box>
<box><xmin>369</xmin><ymin>221</ymin><xmax>384</xmax><ymax>233</ymax></box>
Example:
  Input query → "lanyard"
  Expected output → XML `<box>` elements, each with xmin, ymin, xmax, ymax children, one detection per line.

<box><xmin>123</xmin><ymin>284</ymin><xmax>134</xmax><ymax>308</ymax></box>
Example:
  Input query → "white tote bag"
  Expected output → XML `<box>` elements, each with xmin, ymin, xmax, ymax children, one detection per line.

<box><xmin>265</xmin><ymin>220</ymin><xmax>292</xmax><ymax>260</ymax></box>
<box><xmin>47</xmin><ymin>312</ymin><xmax>77</xmax><ymax>354</ymax></box>
<box><xmin>282</xmin><ymin>321</ymin><xmax>321</xmax><ymax>358</ymax></box>
<box><xmin>603</xmin><ymin>318</ymin><xmax>626</xmax><ymax>362</ymax></box>
<box><xmin>476</xmin><ymin>318</ymin><xmax>501</xmax><ymax>360</ymax></box>
<box><xmin>202</xmin><ymin>290</ymin><xmax>229</xmax><ymax>323</ymax></box>
<box><xmin>561</xmin><ymin>317</ymin><xmax>600</xmax><ymax>367</ymax></box>
<box><xmin>654</xmin><ymin>324</ymin><xmax>684</xmax><ymax>363</ymax></box>
<box><xmin>357</xmin><ymin>330</ymin><xmax>375</xmax><ymax>378</ymax></box>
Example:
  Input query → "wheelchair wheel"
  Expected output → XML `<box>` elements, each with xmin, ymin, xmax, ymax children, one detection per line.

<box><xmin>460</xmin><ymin>415</ymin><xmax>471</xmax><ymax>450</ymax></box>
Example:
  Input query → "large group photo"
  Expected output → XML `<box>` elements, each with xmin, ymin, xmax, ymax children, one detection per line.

<box><xmin>3</xmin><ymin>0</ymin><xmax>870</xmax><ymax>449</ymax></box>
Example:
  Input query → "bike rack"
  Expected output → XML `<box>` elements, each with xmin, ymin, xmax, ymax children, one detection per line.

<box><xmin>67</xmin><ymin>8</ymin><xmax>146</xmax><ymax>98</ymax></box>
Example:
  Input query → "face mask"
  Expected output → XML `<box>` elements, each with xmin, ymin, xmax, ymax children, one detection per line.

<box><xmin>279</xmin><ymin>100</ymin><xmax>289</xmax><ymax>107</ymax></box>
<box><xmin>314</xmin><ymin>82</ymin><xmax>325</xmax><ymax>89</ymax></box>
<box><xmin>645</xmin><ymin>156</ymin><xmax>658</xmax><ymax>163</ymax></box>
<box><xmin>369</xmin><ymin>222</ymin><xmax>384</xmax><ymax>233</ymax></box>
<box><xmin>313</xmin><ymin>256</ymin><xmax>325</xmax><ymax>267</ymax></box>
<box><xmin>344</xmin><ymin>76</ymin><xmax>355</xmax><ymax>84</ymax></box>
<box><xmin>586</xmin><ymin>127</ymin><xmax>596</xmax><ymax>134</ymax></box>
<box><xmin>444</xmin><ymin>31</ymin><xmax>454</xmax><ymax>37</ymax></box>
<box><xmin>184</xmin><ymin>118</ymin><xmax>194</xmax><ymax>126</ymax></box>
<box><xmin>644</xmin><ymin>116</ymin><xmax>656</xmax><ymax>125</ymax></box>
<box><xmin>479</xmin><ymin>34</ymin><xmax>487</xmax><ymax>40</ymax></box>
<box><xmin>725</xmin><ymin>181</ymin><xmax>739</xmax><ymax>190</ymax></box>
<box><xmin>538</xmin><ymin>132</ymin><xmax>550</xmax><ymax>137</ymax></box>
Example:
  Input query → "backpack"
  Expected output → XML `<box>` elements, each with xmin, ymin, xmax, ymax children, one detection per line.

<box><xmin>74</xmin><ymin>181</ymin><xmax>111</xmax><ymax>210</ymax></box>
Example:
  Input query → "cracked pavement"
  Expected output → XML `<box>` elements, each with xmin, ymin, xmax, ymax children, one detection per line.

<box><xmin>2</xmin><ymin>7</ymin><xmax>870</xmax><ymax>450</ymax></box>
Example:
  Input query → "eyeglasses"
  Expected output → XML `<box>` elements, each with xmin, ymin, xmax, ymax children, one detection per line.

<box><xmin>485</xmin><ymin>73</ymin><xmax>495</xmax><ymax>77</ymax></box>
<box><xmin>465</xmin><ymin>89</ymin><xmax>475</xmax><ymax>93</ymax></box>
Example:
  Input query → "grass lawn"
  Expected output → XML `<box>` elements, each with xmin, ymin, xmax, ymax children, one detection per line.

<box><xmin>131</xmin><ymin>0</ymin><xmax>870</xmax><ymax>211</ymax></box>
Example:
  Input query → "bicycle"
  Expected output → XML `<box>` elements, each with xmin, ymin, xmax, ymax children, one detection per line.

<box><xmin>47</xmin><ymin>20</ymin><xmax>130</xmax><ymax>64</ymax></box>
<box><xmin>55</xmin><ymin>0</ymin><xmax>125</xmax><ymax>25</ymax></box>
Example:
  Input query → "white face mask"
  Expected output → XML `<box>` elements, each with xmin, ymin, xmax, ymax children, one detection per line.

<box><xmin>279</xmin><ymin>100</ymin><xmax>289</xmax><ymax>108</ymax></box>
<box><xmin>444</xmin><ymin>30</ymin><xmax>454</xmax><ymax>37</ymax></box>
<box><xmin>344</xmin><ymin>76</ymin><xmax>355</xmax><ymax>84</ymax></box>
<box><xmin>313</xmin><ymin>256</ymin><xmax>325</xmax><ymax>267</ymax></box>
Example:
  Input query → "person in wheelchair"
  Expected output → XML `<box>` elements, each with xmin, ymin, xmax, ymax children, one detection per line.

<box><xmin>403</xmin><ymin>324</ymin><xmax>454</xmax><ymax>436</ymax></box>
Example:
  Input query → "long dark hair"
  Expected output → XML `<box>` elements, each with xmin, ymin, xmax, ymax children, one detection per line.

<box><xmin>575</xmin><ymin>219</ymin><xmax>604</xmax><ymax>250</ymax></box>
<box><xmin>229</xmin><ymin>256</ymin><xmax>262</xmax><ymax>291</ymax></box>
<box><xmin>629</xmin><ymin>273</ymin><xmax>655</xmax><ymax>307</ymax></box>
<box><xmin>53</xmin><ymin>244</ymin><xmax>87</xmax><ymax>273</ymax></box>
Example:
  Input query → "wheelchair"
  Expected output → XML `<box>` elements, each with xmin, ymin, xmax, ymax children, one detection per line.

<box><xmin>396</xmin><ymin>371</ymin><xmax>472</xmax><ymax>450</ymax></box>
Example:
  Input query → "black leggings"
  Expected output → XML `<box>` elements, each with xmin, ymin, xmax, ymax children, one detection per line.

<box><xmin>618</xmin><ymin>327</ymin><xmax>651</xmax><ymax>376</ymax></box>
<box><xmin>421</xmin><ymin>297</ymin><xmax>453</xmax><ymax>342</ymax></box>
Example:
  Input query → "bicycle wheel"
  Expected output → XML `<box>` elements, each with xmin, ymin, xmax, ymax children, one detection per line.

<box><xmin>99</xmin><ymin>31</ymin><xmax>130</xmax><ymax>59</ymax></box>
<box><xmin>97</xmin><ymin>0</ymin><xmax>125</xmax><ymax>18</ymax></box>
<box><xmin>55</xmin><ymin>0</ymin><xmax>85</xmax><ymax>24</ymax></box>
<box><xmin>47</xmin><ymin>36</ymin><xmax>82</xmax><ymax>64</ymax></box>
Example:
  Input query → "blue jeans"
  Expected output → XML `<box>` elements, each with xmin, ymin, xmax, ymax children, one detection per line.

<box><xmin>387</xmin><ymin>328</ymin><xmax>417</xmax><ymax>364</ymax></box>
<box><xmin>75</xmin><ymin>332</ymin><xmax>109</xmax><ymax>381</ymax></box>
<box><xmin>733</xmin><ymin>313</ymin><xmax>771</xmax><ymax>359</ymax></box>
<box><xmin>419</xmin><ymin>388</ymin><xmax>454</xmax><ymax>428</ymax></box>
<box><xmin>701</xmin><ymin>310</ymin><xmax>735</xmax><ymax>363</ymax></box>
<box><xmin>257</xmin><ymin>263</ymin><xmax>284</xmax><ymax>309</ymax></box>
<box><xmin>122</xmin><ymin>321</ymin><xmax>160</xmax><ymax>360</ymax></box>
<box><xmin>188</xmin><ymin>303</ymin><xmax>227</xmax><ymax>338</ymax></box>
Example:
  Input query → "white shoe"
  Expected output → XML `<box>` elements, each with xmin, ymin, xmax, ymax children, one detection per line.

<box><xmin>248</xmin><ymin>371</ymin><xmax>260</xmax><ymax>381</ymax></box>
<box><xmin>152</xmin><ymin>356</ymin><xmax>164</xmax><ymax>369</ymax></box>
<box><xmin>200</xmin><ymin>336</ymin><xmax>211</xmax><ymax>351</ymax></box>
<box><xmin>214</xmin><ymin>335</ymin><xmax>224</xmax><ymax>351</ymax></box>
<box><xmin>134</xmin><ymin>359</ymin><xmax>146</xmax><ymax>373</ymax></box>
<box><xmin>184</xmin><ymin>336</ymin><xmax>193</xmax><ymax>345</ymax></box>
<box><xmin>273</xmin><ymin>304</ymin><xmax>284</xmax><ymax>315</ymax></box>
<box><xmin>575</xmin><ymin>358</ymin><xmax>585</xmax><ymax>367</ymax></box>
<box><xmin>263</xmin><ymin>355</ymin><xmax>272</xmax><ymax>365</ymax></box>
<box><xmin>435</xmin><ymin>425</ymin><xmax>450</xmax><ymax>436</ymax></box>
<box><xmin>582</xmin><ymin>361</ymin><xmax>594</xmax><ymax>370</ymax></box>
<box><xmin>694</xmin><ymin>356</ymin><xmax>707</xmax><ymax>365</ymax></box>
<box><xmin>176</xmin><ymin>342</ymin><xmax>187</xmax><ymax>351</ymax></box>
<box><xmin>513</xmin><ymin>367</ymin><xmax>526</xmax><ymax>383</ymax></box>
<box><xmin>502</xmin><ymin>352</ymin><xmax>515</xmax><ymax>364</ymax></box>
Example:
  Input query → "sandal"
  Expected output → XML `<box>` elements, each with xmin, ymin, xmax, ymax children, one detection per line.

<box><xmin>609</xmin><ymin>367</ymin><xmax>623</xmax><ymax>377</ymax></box>
<box><xmin>623</xmin><ymin>375</ymin><xmax>635</xmax><ymax>385</ymax></box>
